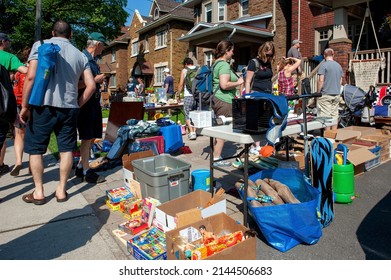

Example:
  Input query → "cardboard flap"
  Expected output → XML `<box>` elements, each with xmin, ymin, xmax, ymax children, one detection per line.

<box><xmin>336</xmin><ymin>130</ymin><xmax>361</xmax><ymax>142</ymax></box>
<box><xmin>122</xmin><ymin>150</ymin><xmax>154</xmax><ymax>172</ymax></box>
<box><xmin>176</xmin><ymin>208</ymin><xmax>202</xmax><ymax>228</ymax></box>
<box><xmin>347</xmin><ymin>147</ymin><xmax>377</xmax><ymax>165</ymax></box>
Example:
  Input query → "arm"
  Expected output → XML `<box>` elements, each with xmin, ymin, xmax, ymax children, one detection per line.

<box><xmin>17</xmin><ymin>65</ymin><xmax>28</xmax><ymax>74</ymax></box>
<box><xmin>177</xmin><ymin>69</ymin><xmax>186</xmax><ymax>100</ymax></box>
<box><xmin>219</xmin><ymin>73</ymin><xmax>243</xmax><ymax>90</ymax></box>
<box><xmin>286</xmin><ymin>58</ymin><xmax>301</xmax><ymax>75</ymax></box>
<box><xmin>19</xmin><ymin>59</ymin><xmax>38</xmax><ymax>123</ymax></box>
<box><xmin>317</xmin><ymin>74</ymin><xmax>324</xmax><ymax>93</ymax></box>
<box><xmin>78</xmin><ymin>69</ymin><xmax>96</xmax><ymax>107</ymax></box>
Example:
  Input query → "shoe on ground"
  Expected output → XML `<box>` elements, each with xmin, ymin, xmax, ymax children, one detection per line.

<box><xmin>0</xmin><ymin>164</ymin><xmax>10</xmax><ymax>175</ymax></box>
<box><xmin>213</xmin><ymin>157</ymin><xmax>231</xmax><ymax>167</ymax></box>
<box><xmin>10</xmin><ymin>164</ymin><xmax>22</xmax><ymax>176</ymax></box>
<box><xmin>188</xmin><ymin>132</ymin><xmax>197</xmax><ymax>140</ymax></box>
<box><xmin>232</xmin><ymin>159</ymin><xmax>244</xmax><ymax>168</ymax></box>
<box><xmin>74</xmin><ymin>166</ymin><xmax>84</xmax><ymax>178</ymax></box>
<box><xmin>84</xmin><ymin>170</ymin><xmax>106</xmax><ymax>184</ymax></box>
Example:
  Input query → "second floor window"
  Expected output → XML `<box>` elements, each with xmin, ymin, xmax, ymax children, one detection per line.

<box><xmin>241</xmin><ymin>0</ymin><xmax>249</xmax><ymax>16</ymax></box>
<box><xmin>205</xmin><ymin>51</ymin><xmax>213</xmax><ymax>67</ymax></box>
<box><xmin>218</xmin><ymin>0</ymin><xmax>226</xmax><ymax>21</ymax></box>
<box><xmin>145</xmin><ymin>35</ymin><xmax>149</xmax><ymax>52</ymax></box>
<box><xmin>111</xmin><ymin>49</ymin><xmax>116</xmax><ymax>62</ymax></box>
<box><xmin>205</xmin><ymin>3</ymin><xmax>212</xmax><ymax>23</ymax></box>
<box><xmin>132</xmin><ymin>40</ymin><xmax>138</xmax><ymax>56</ymax></box>
<box><xmin>156</xmin><ymin>30</ymin><xmax>167</xmax><ymax>48</ymax></box>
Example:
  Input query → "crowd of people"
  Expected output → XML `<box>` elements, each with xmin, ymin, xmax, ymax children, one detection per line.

<box><xmin>0</xmin><ymin>18</ymin><xmax>342</xmax><ymax>203</ymax></box>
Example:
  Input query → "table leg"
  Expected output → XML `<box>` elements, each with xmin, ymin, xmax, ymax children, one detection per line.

<box><xmin>243</xmin><ymin>143</ymin><xmax>250</xmax><ymax>226</ymax></box>
<box><xmin>210</xmin><ymin>137</ymin><xmax>214</xmax><ymax>196</ymax></box>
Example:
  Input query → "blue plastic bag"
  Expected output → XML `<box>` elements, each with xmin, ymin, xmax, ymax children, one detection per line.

<box><xmin>29</xmin><ymin>43</ymin><xmax>61</xmax><ymax>106</ymax></box>
<box><xmin>239</xmin><ymin>168</ymin><xmax>322</xmax><ymax>252</ymax></box>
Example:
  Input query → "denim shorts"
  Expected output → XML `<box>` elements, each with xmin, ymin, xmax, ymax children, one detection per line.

<box><xmin>24</xmin><ymin>106</ymin><xmax>80</xmax><ymax>155</ymax></box>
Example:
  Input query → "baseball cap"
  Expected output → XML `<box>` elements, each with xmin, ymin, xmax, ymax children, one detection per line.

<box><xmin>292</xmin><ymin>39</ymin><xmax>302</xmax><ymax>45</ymax></box>
<box><xmin>163</xmin><ymin>67</ymin><xmax>170</xmax><ymax>73</ymax></box>
<box><xmin>88</xmin><ymin>32</ymin><xmax>109</xmax><ymax>46</ymax></box>
<box><xmin>0</xmin><ymin>33</ymin><xmax>11</xmax><ymax>41</ymax></box>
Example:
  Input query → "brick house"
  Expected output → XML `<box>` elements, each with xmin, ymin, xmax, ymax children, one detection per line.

<box><xmin>127</xmin><ymin>0</ymin><xmax>194</xmax><ymax>91</ymax></box>
<box><xmin>99</xmin><ymin>26</ymin><xmax>130</xmax><ymax>94</ymax></box>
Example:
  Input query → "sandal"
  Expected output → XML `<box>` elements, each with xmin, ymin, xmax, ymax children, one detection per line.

<box><xmin>10</xmin><ymin>164</ymin><xmax>22</xmax><ymax>176</ymax></box>
<box><xmin>55</xmin><ymin>192</ymin><xmax>68</xmax><ymax>203</ymax></box>
<box><xmin>22</xmin><ymin>192</ymin><xmax>46</xmax><ymax>205</ymax></box>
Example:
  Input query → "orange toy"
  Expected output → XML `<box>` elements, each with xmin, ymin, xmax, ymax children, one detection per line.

<box><xmin>260</xmin><ymin>145</ymin><xmax>274</xmax><ymax>157</ymax></box>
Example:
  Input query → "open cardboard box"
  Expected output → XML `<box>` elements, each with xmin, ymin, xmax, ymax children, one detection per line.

<box><xmin>341</xmin><ymin>144</ymin><xmax>378</xmax><ymax>175</ymax></box>
<box><xmin>330</xmin><ymin>126</ymin><xmax>377</xmax><ymax>143</ymax></box>
<box><xmin>274</xmin><ymin>151</ymin><xmax>305</xmax><ymax>170</ymax></box>
<box><xmin>165</xmin><ymin>212</ymin><xmax>256</xmax><ymax>260</ymax></box>
<box><xmin>122</xmin><ymin>150</ymin><xmax>154</xmax><ymax>172</ymax></box>
<box><xmin>154</xmin><ymin>190</ymin><xmax>226</xmax><ymax>232</ymax></box>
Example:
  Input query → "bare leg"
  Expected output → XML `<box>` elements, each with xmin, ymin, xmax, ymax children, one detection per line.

<box><xmin>79</xmin><ymin>139</ymin><xmax>93</xmax><ymax>172</ymax></box>
<box><xmin>13</xmin><ymin>127</ymin><xmax>25</xmax><ymax>166</ymax></box>
<box><xmin>56</xmin><ymin>151</ymin><xmax>73</xmax><ymax>199</ymax></box>
<box><xmin>29</xmin><ymin>154</ymin><xmax>45</xmax><ymax>199</ymax></box>
<box><xmin>0</xmin><ymin>141</ymin><xmax>6</xmax><ymax>166</ymax></box>
<box><xmin>213</xmin><ymin>138</ymin><xmax>225</xmax><ymax>159</ymax></box>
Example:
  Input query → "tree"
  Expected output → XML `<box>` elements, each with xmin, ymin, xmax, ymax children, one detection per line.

<box><xmin>0</xmin><ymin>0</ymin><xmax>128</xmax><ymax>55</ymax></box>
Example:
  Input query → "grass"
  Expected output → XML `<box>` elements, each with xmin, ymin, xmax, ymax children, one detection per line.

<box><xmin>48</xmin><ymin>107</ymin><xmax>185</xmax><ymax>158</ymax></box>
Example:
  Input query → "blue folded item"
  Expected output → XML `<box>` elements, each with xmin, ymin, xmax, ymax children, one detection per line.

<box><xmin>159</xmin><ymin>124</ymin><xmax>184</xmax><ymax>153</ymax></box>
<box><xmin>29</xmin><ymin>43</ymin><xmax>61</xmax><ymax>106</ymax></box>
<box><xmin>374</xmin><ymin>105</ymin><xmax>388</xmax><ymax>117</ymax></box>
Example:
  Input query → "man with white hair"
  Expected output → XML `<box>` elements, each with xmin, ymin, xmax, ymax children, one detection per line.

<box><xmin>317</xmin><ymin>48</ymin><xmax>343</xmax><ymax>131</ymax></box>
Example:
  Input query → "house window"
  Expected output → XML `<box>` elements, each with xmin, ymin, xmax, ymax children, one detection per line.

<box><xmin>218</xmin><ymin>0</ymin><xmax>226</xmax><ymax>21</ymax></box>
<box><xmin>205</xmin><ymin>51</ymin><xmax>213</xmax><ymax>67</ymax></box>
<box><xmin>315</xmin><ymin>28</ymin><xmax>332</xmax><ymax>55</ymax></box>
<box><xmin>155</xmin><ymin>66</ymin><xmax>167</xmax><ymax>85</ymax></box>
<box><xmin>154</xmin><ymin>8</ymin><xmax>159</xmax><ymax>20</ymax></box>
<box><xmin>131</xmin><ymin>39</ymin><xmax>138</xmax><ymax>57</ymax></box>
<box><xmin>156</xmin><ymin>30</ymin><xmax>167</xmax><ymax>49</ymax></box>
<box><xmin>205</xmin><ymin>2</ymin><xmax>212</xmax><ymax>23</ymax></box>
<box><xmin>109</xmin><ymin>74</ymin><xmax>116</xmax><ymax>88</ymax></box>
<box><xmin>145</xmin><ymin>35</ymin><xmax>149</xmax><ymax>52</ymax></box>
<box><xmin>241</xmin><ymin>0</ymin><xmax>249</xmax><ymax>16</ymax></box>
<box><xmin>111</xmin><ymin>49</ymin><xmax>116</xmax><ymax>62</ymax></box>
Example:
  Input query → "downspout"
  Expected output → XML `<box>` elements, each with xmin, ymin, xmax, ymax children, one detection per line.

<box><xmin>298</xmin><ymin>0</ymin><xmax>301</xmax><ymax>40</ymax></box>
<box><xmin>272</xmin><ymin>0</ymin><xmax>276</xmax><ymax>33</ymax></box>
<box><xmin>166</xmin><ymin>23</ymin><xmax>172</xmax><ymax>72</ymax></box>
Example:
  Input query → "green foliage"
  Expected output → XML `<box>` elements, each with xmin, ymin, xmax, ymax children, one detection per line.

<box><xmin>0</xmin><ymin>0</ymin><xmax>128</xmax><ymax>55</ymax></box>
<box><xmin>48</xmin><ymin>132</ymin><xmax>59</xmax><ymax>159</ymax></box>
<box><xmin>102</xmin><ymin>108</ymin><xmax>110</xmax><ymax>119</ymax></box>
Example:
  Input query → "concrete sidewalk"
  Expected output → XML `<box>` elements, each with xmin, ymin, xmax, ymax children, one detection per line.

<box><xmin>0</xmin><ymin>131</ymin><xmax>390</xmax><ymax>260</ymax></box>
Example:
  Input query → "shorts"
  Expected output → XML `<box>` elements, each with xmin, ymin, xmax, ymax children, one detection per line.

<box><xmin>183</xmin><ymin>96</ymin><xmax>195</xmax><ymax>120</ymax></box>
<box><xmin>212</xmin><ymin>96</ymin><xmax>232</xmax><ymax>118</ymax></box>
<box><xmin>317</xmin><ymin>94</ymin><xmax>340</xmax><ymax>118</ymax></box>
<box><xmin>77</xmin><ymin>97</ymin><xmax>102</xmax><ymax>140</ymax></box>
<box><xmin>14</xmin><ymin>106</ymin><xmax>26</xmax><ymax>129</ymax></box>
<box><xmin>24</xmin><ymin>106</ymin><xmax>80</xmax><ymax>155</ymax></box>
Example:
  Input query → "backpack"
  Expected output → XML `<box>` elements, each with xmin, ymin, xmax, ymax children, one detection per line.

<box><xmin>0</xmin><ymin>65</ymin><xmax>17</xmax><ymax>124</ymax></box>
<box><xmin>301</xmin><ymin>77</ymin><xmax>311</xmax><ymax>94</ymax></box>
<box><xmin>184</xmin><ymin>66</ymin><xmax>199</xmax><ymax>93</ymax></box>
<box><xmin>192</xmin><ymin>60</ymin><xmax>224</xmax><ymax>109</ymax></box>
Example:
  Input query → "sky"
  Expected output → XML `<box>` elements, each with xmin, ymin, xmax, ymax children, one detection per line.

<box><xmin>125</xmin><ymin>0</ymin><xmax>153</xmax><ymax>25</ymax></box>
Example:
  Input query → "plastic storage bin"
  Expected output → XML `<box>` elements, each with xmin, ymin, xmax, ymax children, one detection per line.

<box><xmin>191</xmin><ymin>169</ymin><xmax>210</xmax><ymax>192</ymax></box>
<box><xmin>132</xmin><ymin>154</ymin><xmax>191</xmax><ymax>203</ymax></box>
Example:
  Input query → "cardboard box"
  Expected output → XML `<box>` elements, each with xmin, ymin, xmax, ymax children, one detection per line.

<box><xmin>358</xmin><ymin>134</ymin><xmax>390</xmax><ymax>160</ymax></box>
<box><xmin>189</xmin><ymin>111</ymin><xmax>212</xmax><ymax>128</ymax></box>
<box><xmin>122</xmin><ymin>150</ymin><xmax>154</xmax><ymax>172</ymax></box>
<box><xmin>127</xmin><ymin>227</ymin><xmax>167</xmax><ymax>260</ymax></box>
<box><xmin>155</xmin><ymin>190</ymin><xmax>226</xmax><ymax>232</ymax></box>
<box><xmin>274</xmin><ymin>151</ymin><xmax>305</xmax><ymax>170</ymax></box>
<box><xmin>345</xmin><ymin>145</ymin><xmax>378</xmax><ymax>175</ymax></box>
<box><xmin>165</xmin><ymin>212</ymin><xmax>256</xmax><ymax>260</ymax></box>
<box><xmin>334</xmin><ymin>126</ymin><xmax>377</xmax><ymax>143</ymax></box>
<box><xmin>324</xmin><ymin>129</ymin><xmax>338</xmax><ymax>139</ymax></box>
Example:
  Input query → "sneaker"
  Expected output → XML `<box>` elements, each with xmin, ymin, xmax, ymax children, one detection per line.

<box><xmin>84</xmin><ymin>170</ymin><xmax>106</xmax><ymax>184</ymax></box>
<box><xmin>0</xmin><ymin>164</ymin><xmax>10</xmax><ymax>175</ymax></box>
<box><xmin>232</xmin><ymin>159</ymin><xmax>244</xmax><ymax>168</ymax></box>
<box><xmin>74</xmin><ymin>166</ymin><xmax>84</xmax><ymax>178</ymax></box>
<box><xmin>213</xmin><ymin>157</ymin><xmax>231</xmax><ymax>167</ymax></box>
<box><xmin>249</xmin><ymin>148</ymin><xmax>259</xmax><ymax>155</ymax></box>
<box><xmin>188</xmin><ymin>132</ymin><xmax>197</xmax><ymax>140</ymax></box>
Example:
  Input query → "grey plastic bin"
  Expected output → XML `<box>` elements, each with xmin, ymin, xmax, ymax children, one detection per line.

<box><xmin>132</xmin><ymin>154</ymin><xmax>191</xmax><ymax>203</ymax></box>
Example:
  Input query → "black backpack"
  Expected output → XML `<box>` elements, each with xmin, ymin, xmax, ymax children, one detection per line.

<box><xmin>301</xmin><ymin>77</ymin><xmax>311</xmax><ymax>94</ymax></box>
<box><xmin>0</xmin><ymin>65</ymin><xmax>17</xmax><ymax>124</ymax></box>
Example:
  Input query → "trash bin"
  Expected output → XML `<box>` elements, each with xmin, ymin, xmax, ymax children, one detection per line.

<box><xmin>191</xmin><ymin>169</ymin><xmax>210</xmax><ymax>192</ymax></box>
<box><xmin>132</xmin><ymin>154</ymin><xmax>191</xmax><ymax>203</ymax></box>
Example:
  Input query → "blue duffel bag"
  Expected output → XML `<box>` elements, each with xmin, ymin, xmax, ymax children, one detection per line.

<box><xmin>238</xmin><ymin>168</ymin><xmax>322</xmax><ymax>252</ymax></box>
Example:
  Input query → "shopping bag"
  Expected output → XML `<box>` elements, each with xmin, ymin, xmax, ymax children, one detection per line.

<box><xmin>239</xmin><ymin>168</ymin><xmax>322</xmax><ymax>252</ymax></box>
<box><xmin>29</xmin><ymin>42</ymin><xmax>61</xmax><ymax>106</ymax></box>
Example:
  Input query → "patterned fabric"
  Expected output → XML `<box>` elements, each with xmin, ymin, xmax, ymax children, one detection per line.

<box><xmin>278</xmin><ymin>70</ymin><xmax>295</xmax><ymax>96</ymax></box>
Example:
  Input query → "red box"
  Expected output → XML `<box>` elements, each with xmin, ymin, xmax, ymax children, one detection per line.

<box><xmin>137</xmin><ymin>136</ymin><xmax>164</xmax><ymax>154</ymax></box>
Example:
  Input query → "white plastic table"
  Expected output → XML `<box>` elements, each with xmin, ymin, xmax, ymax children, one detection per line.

<box><xmin>200</xmin><ymin>118</ymin><xmax>337</xmax><ymax>226</ymax></box>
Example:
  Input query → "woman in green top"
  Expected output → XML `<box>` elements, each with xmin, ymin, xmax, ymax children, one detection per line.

<box><xmin>212</xmin><ymin>40</ymin><xmax>244</xmax><ymax>166</ymax></box>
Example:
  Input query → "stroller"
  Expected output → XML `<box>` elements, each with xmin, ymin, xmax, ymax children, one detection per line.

<box><xmin>338</xmin><ymin>84</ymin><xmax>376</xmax><ymax>128</ymax></box>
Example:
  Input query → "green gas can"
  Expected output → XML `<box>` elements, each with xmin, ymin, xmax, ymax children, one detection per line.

<box><xmin>332</xmin><ymin>144</ymin><xmax>355</xmax><ymax>203</ymax></box>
